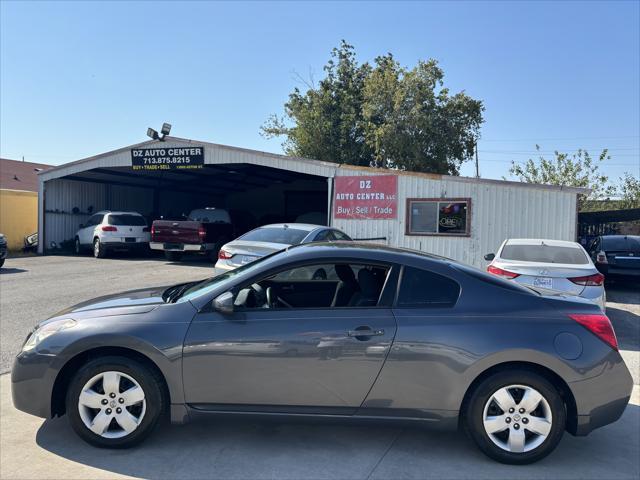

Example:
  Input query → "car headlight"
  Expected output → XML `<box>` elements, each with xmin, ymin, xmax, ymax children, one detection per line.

<box><xmin>22</xmin><ymin>319</ymin><xmax>77</xmax><ymax>352</ymax></box>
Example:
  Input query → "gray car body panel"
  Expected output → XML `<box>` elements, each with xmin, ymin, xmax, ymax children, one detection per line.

<box><xmin>11</xmin><ymin>243</ymin><xmax>633</xmax><ymax>436</ymax></box>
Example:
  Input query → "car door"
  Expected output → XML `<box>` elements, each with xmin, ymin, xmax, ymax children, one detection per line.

<box><xmin>182</xmin><ymin>261</ymin><xmax>399</xmax><ymax>413</ymax></box>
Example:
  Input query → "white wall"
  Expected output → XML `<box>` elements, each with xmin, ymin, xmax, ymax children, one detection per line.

<box><xmin>332</xmin><ymin>171</ymin><xmax>578</xmax><ymax>268</ymax></box>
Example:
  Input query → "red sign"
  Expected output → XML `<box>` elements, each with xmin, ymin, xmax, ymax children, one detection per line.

<box><xmin>334</xmin><ymin>175</ymin><xmax>398</xmax><ymax>219</ymax></box>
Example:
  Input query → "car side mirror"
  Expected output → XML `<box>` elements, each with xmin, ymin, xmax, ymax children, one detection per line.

<box><xmin>213</xmin><ymin>292</ymin><xmax>235</xmax><ymax>315</ymax></box>
<box><xmin>79</xmin><ymin>223</ymin><xmax>85</xmax><ymax>229</ymax></box>
<box><xmin>484</xmin><ymin>253</ymin><xmax>495</xmax><ymax>261</ymax></box>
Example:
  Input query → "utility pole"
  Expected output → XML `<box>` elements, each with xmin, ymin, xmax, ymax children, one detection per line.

<box><xmin>475</xmin><ymin>141</ymin><xmax>480</xmax><ymax>178</ymax></box>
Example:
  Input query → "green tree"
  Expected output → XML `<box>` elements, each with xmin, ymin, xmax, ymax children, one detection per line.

<box><xmin>362</xmin><ymin>54</ymin><xmax>483</xmax><ymax>174</ymax></box>
<box><xmin>616</xmin><ymin>172</ymin><xmax>640</xmax><ymax>209</ymax></box>
<box><xmin>506</xmin><ymin>146</ymin><xmax>616</xmax><ymax>210</ymax></box>
<box><xmin>261</xmin><ymin>41</ymin><xmax>484</xmax><ymax>174</ymax></box>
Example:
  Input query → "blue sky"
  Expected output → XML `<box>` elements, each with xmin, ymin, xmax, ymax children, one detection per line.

<box><xmin>1</xmin><ymin>1</ymin><xmax>638</xmax><ymax>183</ymax></box>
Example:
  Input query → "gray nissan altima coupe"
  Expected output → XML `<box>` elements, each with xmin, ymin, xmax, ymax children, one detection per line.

<box><xmin>12</xmin><ymin>243</ymin><xmax>632</xmax><ymax>464</ymax></box>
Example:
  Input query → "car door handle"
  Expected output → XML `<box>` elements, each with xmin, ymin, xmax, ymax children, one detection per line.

<box><xmin>281</xmin><ymin>286</ymin><xmax>294</xmax><ymax>291</ymax></box>
<box><xmin>348</xmin><ymin>328</ymin><xmax>385</xmax><ymax>337</ymax></box>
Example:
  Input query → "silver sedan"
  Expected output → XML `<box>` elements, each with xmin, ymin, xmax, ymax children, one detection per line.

<box><xmin>214</xmin><ymin>223</ymin><xmax>351</xmax><ymax>275</ymax></box>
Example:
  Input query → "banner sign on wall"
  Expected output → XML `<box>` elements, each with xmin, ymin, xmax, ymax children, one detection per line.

<box><xmin>334</xmin><ymin>175</ymin><xmax>398</xmax><ymax>219</ymax></box>
<box><xmin>131</xmin><ymin>146</ymin><xmax>204</xmax><ymax>171</ymax></box>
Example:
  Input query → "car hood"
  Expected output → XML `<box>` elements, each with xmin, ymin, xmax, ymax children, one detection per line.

<box><xmin>52</xmin><ymin>286</ymin><xmax>168</xmax><ymax>319</ymax></box>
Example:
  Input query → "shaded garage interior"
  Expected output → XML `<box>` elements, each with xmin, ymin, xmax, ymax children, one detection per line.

<box><xmin>42</xmin><ymin>163</ymin><xmax>329</xmax><ymax>251</ymax></box>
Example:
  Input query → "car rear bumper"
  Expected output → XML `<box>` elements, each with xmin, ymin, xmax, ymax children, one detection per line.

<box><xmin>102</xmin><ymin>240</ymin><xmax>149</xmax><ymax>250</ymax></box>
<box><xmin>11</xmin><ymin>351</ymin><xmax>57</xmax><ymax>419</ymax></box>
<box><xmin>150</xmin><ymin>242</ymin><xmax>214</xmax><ymax>252</ymax></box>
<box><xmin>568</xmin><ymin>351</ymin><xmax>633</xmax><ymax>436</ymax></box>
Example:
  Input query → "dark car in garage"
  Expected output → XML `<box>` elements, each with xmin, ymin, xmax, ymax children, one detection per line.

<box><xmin>588</xmin><ymin>235</ymin><xmax>640</xmax><ymax>277</ymax></box>
<box><xmin>12</xmin><ymin>243</ymin><xmax>632</xmax><ymax>464</ymax></box>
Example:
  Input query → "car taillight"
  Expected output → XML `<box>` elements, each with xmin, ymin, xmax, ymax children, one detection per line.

<box><xmin>143</xmin><ymin>227</ymin><xmax>150</xmax><ymax>232</ymax></box>
<box><xmin>198</xmin><ymin>226</ymin><xmax>206</xmax><ymax>239</ymax></box>
<box><xmin>218</xmin><ymin>249</ymin><xmax>233</xmax><ymax>260</ymax></box>
<box><xmin>596</xmin><ymin>251</ymin><xmax>608</xmax><ymax>264</ymax></box>
<box><xmin>569</xmin><ymin>313</ymin><xmax>618</xmax><ymax>351</ymax></box>
<box><xmin>487</xmin><ymin>265</ymin><xmax>520</xmax><ymax>279</ymax></box>
<box><xmin>569</xmin><ymin>273</ymin><xmax>605</xmax><ymax>286</ymax></box>
<box><xmin>101</xmin><ymin>226</ymin><xmax>117</xmax><ymax>232</ymax></box>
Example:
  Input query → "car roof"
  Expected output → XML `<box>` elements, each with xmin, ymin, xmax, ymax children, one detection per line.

<box><xmin>101</xmin><ymin>211</ymin><xmax>144</xmax><ymax>216</ymax></box>
<box><xmin>284</xmin><ymin>241</ymin><xmax>452</xmax><ymax>265</ymax></box>
<box><xmin>504</xmin><ymin>238</ymin><xmax>582</xmax><ymax>248</ymax></box>
<box><xmin>258</xmin><ymin>223</ymin><xmax>327</xmax><ymax>232</ymax></box>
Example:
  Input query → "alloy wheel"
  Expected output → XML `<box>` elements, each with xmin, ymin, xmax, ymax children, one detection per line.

<box><xmin>77</xmin><ymin>371</ymin><xmax>146</xmax><ymax>438</ymax></box>
<box><xmin>482</xmin><ymin>384</ymin><xmax>552</xmax><ymax>453</ymax></box>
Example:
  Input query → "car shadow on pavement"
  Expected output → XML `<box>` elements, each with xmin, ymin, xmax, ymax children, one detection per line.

<box><xmin>607</xmin><ymin>306</ymin><xmax>640</xmax><ymax>352</ymax></box>
<box><xmin>33</xmin><ymin>406</ymin><xmax>640</xmax><ymax>480</ymax></box>
<box><xmin>0</xmin><ymin>267</ymin><xmax>27</xmax><ymax>275</ymax></box>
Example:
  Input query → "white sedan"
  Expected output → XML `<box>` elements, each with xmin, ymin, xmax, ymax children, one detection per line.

<box><xmin>485</xmin><ymin>238</ymin><xmax>606</xmax><ymax>311</ymax></box>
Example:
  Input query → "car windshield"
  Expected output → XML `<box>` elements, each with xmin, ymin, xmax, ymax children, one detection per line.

<box><xmin>174</xmin><ymin>249</ymin><xmax>285</xmax><ymax>303</ymax></box>
<box><xmin>500</xmin><ymin>244</ymin><xmax>589</xmax><ymax>264</ymax></box>
<box><xmin>239</xmin><ymin>227</ymin><xmax>309</xmax><ymax>245</ymax></box>
<box><xmin>108</xmin><ymin>214</ymin><xmax>146</xmax><ymax>226</ymax></box>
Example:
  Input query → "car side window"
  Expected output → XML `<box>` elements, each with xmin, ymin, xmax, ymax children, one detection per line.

<box><xmin>313</xmin><ymin>229</ymin><xmax>334</xmax><ymax>242</ymax></box>
<box><xmin>396</xmin><ymin>266</ymin><xmax>460</xmax><ymax>308</ymax></box>
<box><xmin>88</xmin><ymin>214</ymin><xmax>103</xmax><ymax>226</ymax></box>
<box><xmin>233</xmin><ymin>262</ymin><xmax>391</xmax><ymax>310</ymax></box>
<box><xmin>332</xmin><ymin>230</ymin><xmax>351</xmax><ymax>241</ymax></box>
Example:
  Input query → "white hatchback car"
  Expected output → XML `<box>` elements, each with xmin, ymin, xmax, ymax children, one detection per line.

<box><xmin>485</xmin><ymin>238</ymin><xmax>606</xmax><ymax>311</ymax></box>
<box><xmin>75</xmin><ymin>211</ymin><xmax>151</xmax><ymax>258</ymax></box>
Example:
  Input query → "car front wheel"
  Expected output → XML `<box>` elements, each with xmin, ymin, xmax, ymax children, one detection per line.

<box><xmin>66</xmin><ymin>356</ymin><xmax>164</xmax><ymax>448</ymax></box>
<box><xmin>465</xmin><ymin>370</ymin><xmax>566</xmax><ymax>464</ymax></box>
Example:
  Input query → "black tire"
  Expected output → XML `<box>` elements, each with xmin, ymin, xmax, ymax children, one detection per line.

<box><xmin>0</xmin><ymin>258</ymin><xmax>4</xmax><ymax>268</ymax></box>
<box><xmin>93</xmin><ymin>238</ymin><xmax>107</xmax><ymax>259</ymax></box>
<box><xmin>164</xmin><ymin>251</ymin><xmax>183</xmax><ymax>261</ymax></box>
<box><xmin>465</xmin><ymin>370</ymin><xmax>566</xmax><ymax>465</ymax></box>
<box><xmin>75</xmin><ymin>237</ymin><xmax>82</xmax><ymax>255</ymax></box>
<box><xmin>65</xmin><ymin>356</ymin><xmax>165</xmax><ymax>448</ymax></box>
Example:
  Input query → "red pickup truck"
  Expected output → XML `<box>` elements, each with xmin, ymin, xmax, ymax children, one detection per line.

<box><xmin>150</xmin><ymin>208</ymin><xmax>234</xmax><ymax>261</ymax></box>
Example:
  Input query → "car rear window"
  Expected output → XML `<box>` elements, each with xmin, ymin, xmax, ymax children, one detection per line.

<box><xmin>602</xmin><ymin>236</ymin><xmax>640</xmax><ymax>251</ymax></box>
<box><xmin>107</xmin><ymin>214</ymin><xmax>146</xmax><ymax>226</ymax></box>
<box><xmin>500</xmin><ymin>244</ymin><xmax>588</xmax><ymax>264</ymax></box>
<box><xmin>188</xmin><ymin>209</ymin><xmax>231</xmax><ymax>223</ymax></box>
<box><xmin>240</xmin><ymin>227</ymin><xmax>309</xmax><ymax>245</ymax></box>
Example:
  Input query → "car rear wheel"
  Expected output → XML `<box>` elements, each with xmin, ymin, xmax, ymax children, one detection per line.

<box><xmin>164</xmin><ymin>251</ymin><xmax>182</xmax><ymax>262</ymax></box>
<box><xmin>465</xmin><ymin>370</ymin><xmax>565</xmax><ymax>464</ymax></box>
<box><xmin>66</xmin><ymin>356</ymin><xmax>164</xmax><ymax>448</ymax></box>
<box><xmin>75</xmin><ymin>238</ymin><xmax>82</xmax><ymax>255</ymax></box>
<box><xmin>93</xmin><ymin>238</ymin><xmax>107</xmax><ymax>258</ymax></box>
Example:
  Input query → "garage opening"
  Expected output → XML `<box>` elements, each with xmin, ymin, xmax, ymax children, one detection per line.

<box><xmin>43</xmin><ymin>163</ymin><xmax>329</xmax><ymax>252</ymax></box>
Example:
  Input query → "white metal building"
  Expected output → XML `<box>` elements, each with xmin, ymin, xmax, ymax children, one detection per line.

<box><xmin>38</xmin><ymin>136</ymin><xmax>587</xmax><ymax>267</ymax></box>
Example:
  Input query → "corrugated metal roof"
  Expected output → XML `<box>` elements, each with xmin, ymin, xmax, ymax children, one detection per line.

<box><xmin>38</xmin><ymin>136</ymin><xmax>590</xmax><ymax>195</ymax></box>
<box><xmin>1</xmin><ymin>158</ymin><xmax>53</xmax><ymax>192</ymax></box>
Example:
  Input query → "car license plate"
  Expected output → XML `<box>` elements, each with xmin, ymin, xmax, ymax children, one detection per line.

<box><xmin>239</xmin><ymin>255</ymin><xmax>258</xmax><ymax>265</ymax></box>
<box><xmin>533</xmin><ymin>277</ymin><xmax>553</xmax><ymax>289</ymax></box>
<box><xmin>125</xmin><ymin>237</ymin><xmax>136</xmax><ymax>243</ymax></box>
<box><xmin>164</xmin><ymin>243</ymin><xmax>182</xmax><ymax>250</ymax></box>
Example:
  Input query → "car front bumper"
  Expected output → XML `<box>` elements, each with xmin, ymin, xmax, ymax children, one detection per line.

<box><xmin>11</xmin><ymin>350</ymin><xmax>58</xmax><ymax>419</ymax></box>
